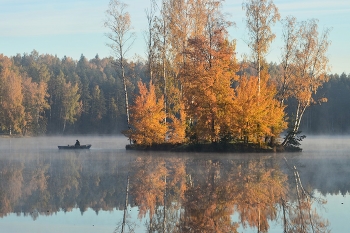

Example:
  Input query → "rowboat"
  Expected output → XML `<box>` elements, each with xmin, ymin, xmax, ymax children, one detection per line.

<box><xmin>58</xmin><ymin>144</ymin><xmax>91</xmax><ymax>149</ymax></box>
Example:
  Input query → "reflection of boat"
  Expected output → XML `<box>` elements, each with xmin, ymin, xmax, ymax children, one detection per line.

<box><xmin>58</xmin><ymin>144</ymin><xmax>91</xmax><ymax>149</ymax></box>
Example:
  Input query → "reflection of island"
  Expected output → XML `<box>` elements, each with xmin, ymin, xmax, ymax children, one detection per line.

<box><xmin>128</xmin><ymin>156</ymin><xmax>330</xmax><ymax>232</ymax></box>
<box><xmin>0</xmin><ymin>153</ymin><xmax>330</xmax><ymax>232</ymax></box>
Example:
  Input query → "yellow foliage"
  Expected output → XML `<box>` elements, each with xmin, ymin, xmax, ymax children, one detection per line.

<box><xmin>231</xmin><ymin>73</ymin><xmax>286</xmax><ymax>142</ymax></box>
<box><xmin>168</xmin><ymin>106</ymin><xmax>187</xmax><ymax>144</ymax></box>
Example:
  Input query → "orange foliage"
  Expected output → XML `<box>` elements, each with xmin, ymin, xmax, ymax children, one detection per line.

<box><xmin>231</xmin><ymin>72</ymin><xmax>286</xmax><ymax>142</ymax></box>
<box><xmin>168</xmin><ymin>106</ymin><xmax>187</xmax><ymax>144</ymax></box>
<box><xmin>0</xmin><ymin>55</ymin><xmax>25</xmax><ymax>134</ymax></box>
<box><xmin>126</xmin><ymin>81</ymin><xmax>167</xmax><ymax>145</ymax></box>
<box><xmin>130</xmin><ymin>157</ymin><xmax>167</xmax><ymax>219</ymax></box>
<box><xmin>233</xmin><ymin>159</ymin><xmax>287</xmax><ymax>232</ymax></box>
<box><xmin>180</xmin><ymin>33</ymin><xmax>238</xmax><ymax>142</ymax></box>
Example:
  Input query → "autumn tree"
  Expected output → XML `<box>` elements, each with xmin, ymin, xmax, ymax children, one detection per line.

<box><xmin>231</xmin><ymin>72</ymin><xmax>286</xmax><ymax>144</ymax></box>
<box><xmin>280</xmin><ymin>18</ymin><xmax>331</xmax><ymax>146</ymax></box>
<box><xmin>167</xmin><ymin>0</ymin><xmax>191</xmax><ymax>69</ymax></box>
<box><xmin>0</xmin><ymin>55</ymin><xmax>25</xmax><ymax>135</ymax></box>
<box><xmin>125</xmin><ymin>81</ymin><xmax>167</xmax><ymax>145</ymax></box>
<box><xmin>277</xmin><ymin>16</ymin><xmax>298</xmax><ymax>106</ymax></box>
<box><xmin>105</xmin><ymin>0</ymin><xmax>135</xmax><ymax>128</ymax></box>
<box><xmin>151</xmin><ymin>0</ymin><xmax>172</xmax><ymax>125</ymax></box>
<box><xmin>167</xmin><ymin>105</ymin><xmax>187</xmax><ymax>143</ymax></box>
<box><xmin>144</xmin><ymin>0</ymin><xmax>157</xmax><ymax>82</ymax></box>
<box><xmin>164</xmin><ymin>0</ymin><xmax>191</xmax><ymax>127</ymax></box>
<box><xmin>21</xmin><ymin>77</ymin><xmax>49</xmax><ymax>135</ymax></box>
<box><xmin>180</xmin><ymin>30</ymin><xmax>238</xmax><ymax>142</ymax></box>
<box><xmin>243</xmin><ymin>0</ymin><xmax>280</xmax><ymax>94</ymax></box>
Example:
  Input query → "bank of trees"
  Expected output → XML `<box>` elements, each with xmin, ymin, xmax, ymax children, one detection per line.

<box><xmin>0</xmin><ymin>0</ymin><xmax>333</xmax><ymax>146</ymax></box>
<box><xmin>0</xmin><ymin>52</ymin><xmax>145</xmax><ymax>135</ymax></box>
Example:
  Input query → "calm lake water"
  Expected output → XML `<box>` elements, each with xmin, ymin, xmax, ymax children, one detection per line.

<box><xmin>0</xmin><ymin>135</ymin><xmax>349</xmax><ymax>233</ymax></box>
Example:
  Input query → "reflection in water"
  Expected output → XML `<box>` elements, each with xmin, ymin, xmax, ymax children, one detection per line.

<box><xmin>282</xmin><ymin>159</ymin><xmax>330</xmax><ymax>233</ymax></box>
<box><xmin>0</xmin><ymin>151</ymin><xmax>130</xmax><ymax>221</ymax></box>
<box><xmin>0</xmin><ymin>151</ymin><xmax>330</xmax><ymax>232</ymax></box>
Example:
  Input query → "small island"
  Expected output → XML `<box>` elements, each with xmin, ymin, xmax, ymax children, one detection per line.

<box><xmin>118</xmin><ymin>0</ymin><xmax>328</xmax><ymax>154</ymax></box>
<box><xmin>126</xmin><ymin>141</ymin><xmax>302</xmax><ymax>153</ymax></box>
<box><xmin>123</xmin><ymin>80</ymin><xmax>305</xmax><ymax>153</ymax></box>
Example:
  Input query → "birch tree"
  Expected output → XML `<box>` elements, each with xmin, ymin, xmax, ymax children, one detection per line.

<box><xmin>144</xmin><ymin>0</ymin><xmax>157</xmax><ymax>82</ymax></box>
<box><xmin>277</xmin><ymin>16</ymin><xmax>298</xmax><ymax>106</ymax></box>
<box><xmin>105</xmin><ymin>0</ymin><xmax>135</xmax><ymax>128</ymax></box>
<box><xmin>243</xmin><ymin>0</ymin><xmax>280</xmax><ymax>94</ymax></box>
<box><xmin>280</xmin><ymin>19</ymin><xmax>331</xmax><ymax>147</ymax></box>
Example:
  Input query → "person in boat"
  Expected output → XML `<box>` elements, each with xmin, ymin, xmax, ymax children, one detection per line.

<box><xmin>75</xmin><ymin>140</ymin><xmax>80</xmax><ymax>147</ymax></box>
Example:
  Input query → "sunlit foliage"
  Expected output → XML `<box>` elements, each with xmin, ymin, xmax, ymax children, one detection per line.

<box><xmin>125</xmin><ymin>81</ymin><xmax>167</xmax><ymax>145</ymax></box>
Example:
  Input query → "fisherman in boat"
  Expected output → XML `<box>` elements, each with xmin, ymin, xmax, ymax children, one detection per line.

<box><xmin>75</xmin><ymin>140</ymin><xmax>80</xmax><ymax>147</ymax></box>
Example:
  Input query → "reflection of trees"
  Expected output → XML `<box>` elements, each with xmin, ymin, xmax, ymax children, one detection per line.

<box><xmin>131</xmin><ymin>157</ymin><xmax>166</xmax><ymax>219</ymax></box>
<box><xmin>232</xmin><ymin>159</ymin><xmax>287</xmax><ymax>233</ymax></box>
<box><xmin>181</xmin><ymin>159</ymin><xmax>239</xmax><ymax>233</ymax></box>
<box><xmin>0</xmin><ymin>152</ymin><xmax>331</xmax><ymax>232</ymax></box>
<box><xmin>0</xmin><ymin>152</ymin><xmax>130</xmax><ymax>220</ymax></box>
<box><xmin>282</xmin><ymin>159</ymin><xmax>330</xmax><ymax>233</ymax></box>
<box><xmin>0</xmin><ymin>159</ymin><xmax>24</xmax><ymax>217</ymax></box>
<box><xmin>49</xmin><ymin>154</ymin><xmax>81</xmax><ymax>212</ymax></box>
<box><xmin>178</xmin><ymin>158</ymin><xmax>287</xmax><ymax>233</ymax></box>
<box><xmin>128</xmin><ymin>156</ymin><xmax>331</xmax><ymax>233</ymax></box>
<box><xmin>130</xmin><ymin>156</ymin><xmax>187</xmax><ymax>232</ymax></box>
<box><xmin>128</xmin><ymin>156</ymin><xmax>288</xmax><ymax>232</ymax></box>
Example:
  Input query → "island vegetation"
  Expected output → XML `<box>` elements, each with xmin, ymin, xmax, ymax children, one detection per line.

<box><xmin>0</xmin><ymin>0</ymin><xmax>335</xmax><ymax>152</ymax></box>
<box><xmin>109</xmin><ymin>0</ymin><xmax>330</xmax><ymax>152</ymax></box>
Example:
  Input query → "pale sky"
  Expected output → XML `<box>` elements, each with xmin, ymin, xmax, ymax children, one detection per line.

<box><xmin>1</xmin><ymin>0</ymin><xmax>349</xmax><ymax>74</ymax></box>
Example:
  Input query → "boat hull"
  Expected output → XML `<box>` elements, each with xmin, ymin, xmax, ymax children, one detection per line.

<box><xmin>58</xmin><ymin>144</ymin><xmax>91</xmax><ymax>149</ymax></box>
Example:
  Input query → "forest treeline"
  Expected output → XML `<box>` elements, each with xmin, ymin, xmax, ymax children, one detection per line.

<box><xmin>0</xmin><ymin>52</ymin><xmax>346</xmax><ymax>136</ymax></box>
<box><xmin>0</xmin><ymin>52</ymin><xmax>147</xmax><ymax>135</ymax></box>
<box><xmin>0</xmin><ymin>0</ymin><xmax>339</xmax><ymax>146</ymax></box>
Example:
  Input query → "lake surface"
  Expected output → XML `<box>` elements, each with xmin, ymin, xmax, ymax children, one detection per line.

<box><xmin>0</xmin><ymin>135</ymin><xmax>349</xmax><ymax>233</ymax></box>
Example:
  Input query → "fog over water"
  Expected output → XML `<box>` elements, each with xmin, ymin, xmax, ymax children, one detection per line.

<box><xmin>0</xmin><ymin>135</ymin><xmax>349</xmax><ymax>232</ymax></box>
